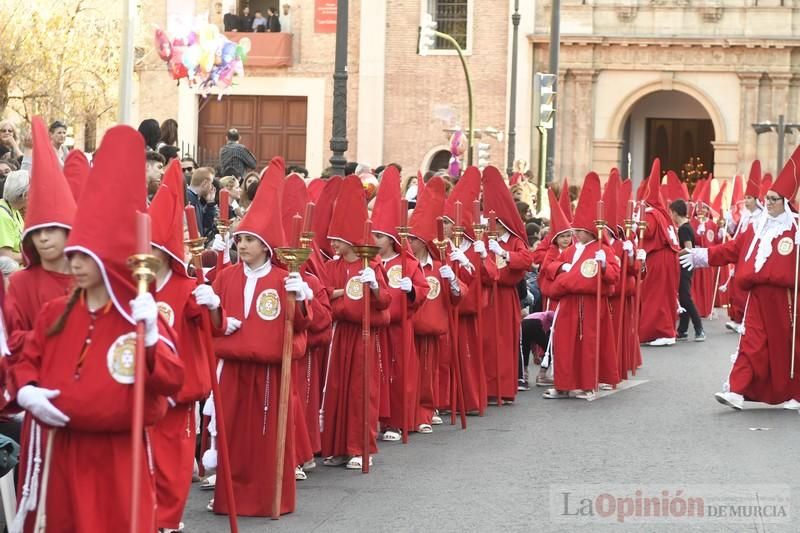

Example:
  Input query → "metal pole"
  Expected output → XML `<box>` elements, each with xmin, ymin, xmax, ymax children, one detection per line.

<box><xmin>118</xmin><ymin>0</ymin><xmax>136</xmax><ymax>125</ymax></box>
<box><xmin>545</xmin><ymin>0</ymin><xmax>560</xmax><ymax>184</ymax></box>
<box><xmin>506</xmin><ymin>0</ymin><xmax>520</xmax><ymax>176</ymax></box>
<box><xmin>537</xmin><ymin>126</ymin><xmax>547</xmax><ymax>208</ymax></box>
<box><xmin>777</xmin><ymin>114</ymin><xmax>786</xmax><ymax>173</ymax></box>
<box><xmin>433</xmin><ymin>31</ymin><xmax>474</xmax><ymax>166</ymax></box>
<box><xmin>329</xmin><ymin>0</ymin><xmax>349</xmax><ymax>176</ymax></box>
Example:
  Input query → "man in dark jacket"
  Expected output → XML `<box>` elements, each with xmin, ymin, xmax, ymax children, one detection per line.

<box><xmin>267</xmin><ymin>7</ymin><xmax>281</xmax><ymax>32</ymax></box>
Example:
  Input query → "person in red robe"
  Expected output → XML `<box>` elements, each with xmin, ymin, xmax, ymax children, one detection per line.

<box><xmin>407</xmin><ymin>176</ymin><xmax>465</xmax><ymax>429</ymax></box>
<box><xmin>682</xmin><ymin>147</ymin><xmax>800</xmax><ymax>410</ymax></box>
<box><xmin>482</xmin><ymin>166</ymin><xmax>533</xmax><ymax>403</ymax></box>
<box><xmin>209</xmin><ymin>156</ymin><xmax>314</xmax><ymax>517</ymax></box>
<box><xmin>638</xmin><ymin>159</ymin><xmax>681</xmax><ymax>346</ymax></box>
<box><xmin>6</xmin><ymin>125</ymin><xmax>184</xmax><ymax>532</ymax></box>
<box><xmin>321</xmin><ymin>175</ymin><xmax>391</xmax><ymax>470</ymax></box>
<box><xmin>148</xmin><ymin>161</ymin><xmax>218</xmax><ymax>531</ymax></box>
<box><xmin>542</xmin><ymin>172</ymin><xmax>621</xmax><ymax>400</ymax></box>
<box><xmin>371</xmin><ymin>166</ymin><xmax>430</xmax><ymax>441</ymax></box>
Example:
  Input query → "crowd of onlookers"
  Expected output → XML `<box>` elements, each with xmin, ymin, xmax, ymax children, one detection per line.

<box><xmin>222</xmin><ymin>3</ymin><xmax>290</xmax><ymax>33</ymax></box>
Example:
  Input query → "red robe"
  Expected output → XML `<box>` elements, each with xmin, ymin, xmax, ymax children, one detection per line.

<box><xmin>7</xmin><ymin>295</ymin><xmax>183</xmax><ymax>533</ymax></box>
<box><xmin>690</xmin><ymin>218</ymin><xmax>717</xmax><ymax>317</ymax></box>
<box><xmin>152</xmin><ymin>272</ymin><xmax>215</xmax><ymax>529</ymax></box>
<box><xmin>379</xmin><ymin>252</ymin><xmax>429</xmax><ymax>431</ymax></box>
<box><xmin>482</xmin><ymin>234</ymin><xmax>531</xmax><ymax>401</ymax></box>
<box><xmin>546</xmin><ymin>240</ymin><xmax>621</xmax><ymax>391</ymax></box>
<box><xmin>456</xmin><ymin>243</ymin><xmax>498</xmax><ymax>413</ymax></box>
<box><xmin>321</xmin><ymin>257</ymin><xmax>391</xmax><ymax>458</ymax></box>
<box><xmin>707</xmin><ymin>222</ymin><xmax>800</xmax><ymax>404</ymax></box>
<box><xmin>638</xmin><ymin>208</ymin><xmax>680</xmax><ymax>342</ymax></box>
<box><xmin>609</xmin><ymin>239</ymin><xmax>644</xmax><ymax>379</ymax></box>
<box><xmin>211</xmin><ymin>262</ymin><xmax>311</xmax><ymax>517</ymax></box>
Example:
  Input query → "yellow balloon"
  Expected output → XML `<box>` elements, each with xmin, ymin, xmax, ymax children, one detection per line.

<box><xmin>239</xmin><ymin>37</ymin><xmax>252</xmax><ymax>54</ymax></box>
<box><xmin>199</xmin><ymin>23</ymin><xmax>219</xmax><ymax>44</ymax></box>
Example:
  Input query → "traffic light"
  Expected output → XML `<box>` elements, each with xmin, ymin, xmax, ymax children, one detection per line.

<box><xmin>476</xmin><ymin>142</ymin><xmax>491</xmax><ymax>169</ymax></box>
<box><xmin>418</xmin><ymin>13</ymin><xmax>438</xmax><ymax>56</ymax></box>
<box><xmin>534</xmin><ymin>72</ymin><xmax>556</xmax><ymax>129</ymax></box>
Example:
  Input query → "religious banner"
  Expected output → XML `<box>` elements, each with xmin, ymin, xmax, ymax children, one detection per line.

<box><xmin>315</xmin><ymin>0</ymin><xmax>337</xmax><ymax>33</ymax></box>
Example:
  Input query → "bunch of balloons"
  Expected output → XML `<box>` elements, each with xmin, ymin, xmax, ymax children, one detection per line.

<box><xmin>154</xmin><ymin>23</ymin><xmax>250</xmax><ymax>93</ymax></box>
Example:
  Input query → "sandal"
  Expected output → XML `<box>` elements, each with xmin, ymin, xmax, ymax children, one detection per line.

<box><xmin>323</xmin><ymin>455</ymin><xmax>348</xmax><ymax>467</ymax></box>
<box><xmin>206</xmin><ymin>499</ymin><xmax>214</xmax><ymax>512</ymax></box>
<box><xmin>535</xmin><ymin>376</ymin><xmax>553</xmax><ymax>387</ymax></box>
<box><xmin>417</xmin><ymin>424</ymin><xmax>433</xmax><ymax>434</ymax></box>
<box><xmin>381</xmin><ymin>429</ymin><xmax>401</xmax><ymax>442</ymax></box>
<box><xmin>431</xmin><ymin>414</ymin><xmax>443</xmax><ymax>425</ymax></box>
<box><xmin>575</xmin><ymin>390</ymin><xmax>597</xmax><ymax>400</ymax></box>
<box><xmin>295</xmin><ymin>466</ymin><xmax>307</xmax><ymax>481</ymax></box>
<box><xmin>200</xmin><ymin>474</ymin><xmax>216</xmax><ymax>490</ymax></box>
<box><xmin>542</xmin><ymin>388</ymin><xmax>569</xmax><ymax>399</ymax></box>
<box><xmin>346</xmin><ymin>456</ymin><xmax>373</xmax><ymax>470</ymax></box>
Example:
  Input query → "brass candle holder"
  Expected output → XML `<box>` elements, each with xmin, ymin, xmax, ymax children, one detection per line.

<box><xmin>623</xmin><ymin>218</ymin><xmax>634</xmax><ymax>240</ymax></box>
<box><xmin>473</xmin><ymin>222</ymin><xmax>486</xmax><ymax>242</ymax></box>
<box><xmin>452</xmin><ymin>225</ymin><xmax>465</xmax><ymax>248</ymax></box>
<box><xmin>216</xmin><ymin>218</ymin><xmax>232</xmax><ymax>241</ymax></box>
<box><xmin>352</xmin><ymin>245</ymin><xmax>380</xmax><ymax>268</ymax></box>
<box><xmin>127</xmin><ymin>253</ymin><xmax>161</xmax><ymax>293</ymax></box>
<box><xmin>275</xmin><ymin>247</ymin><xmax>313</xmax><ymax>274</ymax></box>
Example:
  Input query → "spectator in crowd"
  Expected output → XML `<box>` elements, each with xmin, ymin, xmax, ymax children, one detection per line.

<box><xmin>240</xmin><ymin>171</ymin><xmax>260</xmax><ymax>210</ymax></box>
<box><xmin>267</xmin><ymin>7</ymin><xmax>281</xmax><ymax>32</ymax></box>
<box><xmin>279</xmin><ymin>3</ymin><xmax>292</xmax><ymax>33</ymax></box>
<box><xmin>145</xmin><ymin>151</ymin><xmax>165</xmax><ymax>202</ymax></box>
<box><xmin>158</xmin><ymin>118</ymin><xmax>178</xmax><ymax>149</ymax></box>
<box><xmin>181</xmin><ymin>156</ymin><xmax>198</xmax><ymax>187</ymax></box>
<box><xmin>239</xmin><ymin>6</ymin><xmax>254</xmax><ymax>32</ymax></box>
<box><xmin>223</xmin><ymin>5</ymin><xmax>239</xmax><ymax>32</ymax></box>
<box><xmin>253</xmin><ymin>11</ymin><xmax>267</xmax><ymax>32</ymax></box>
<box><xmin>0</xmin><ymin>159</ymin><xmax>17</xmax><ymax>197</ymax></box>
<box><xmin>187</xmin><ymin>167</ymin><xmax>216</xmax><ymax>239</ymax></box>
<box><xmin>158</xmin><ymin>145</ymin><xmax>180</xmax><ymax>166</ymax></box>
<box><xmin>137</xmin><ymin>119</ymin><xmax>161</xmax><ymax>151</ymax></box>
<box><xmin>516</xmin><ymin>201</ymin><xmax>532</xmax><ymax>223</ymax></box>
<box><xmin>219</xmin><ymin>175</ymin><xmax>245</xmax><ymax>218</ymax></box>
<box><xmin>49</xmin><ymin>120</ymin><xmax>69</xmax><ymax>164</ymax></box>
<box><xmin>219</xmin><ymin>128</ymin><xmax>257</xmax><ymax>178</ymax></box>
<box><xmin>0</xmin><ymin>169</ymin><xmax>29</xmax><ymax>263</ymax></box>
<box><xmin>0</xmin><ymin>120</ymin><xmax>22</xmax><ymax>164</ymax></box>
<box><xmin>287</xmin><ymin>165</ymin><xmax>308</xmax><ymax>179</ymax></box>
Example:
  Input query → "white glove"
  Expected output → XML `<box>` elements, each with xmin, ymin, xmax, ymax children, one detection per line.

<box><xmin>594</xmin><ymin>250</ymin><xmax>606</xmax><ymax>267</ymax></box>
<box><xmin>679</xmin><ymin>248</ymin><xmax>709</xmax><ymax>271</ymax></box>
<box><xmin>622</xmin><ymin>240</ymin><xmax>634</xmax><ymax>257</ymax></box>
<box><xmin>17</xmin><ymin>385</ymin><xmax>69</xmax><ymax>427</ymax></box>
<box><xmin>439</xmin><ymin>265</ymin><xmax>455</xmax><ymax>281</ymax></box>
<box><xmin>718</xmin><ymin>283</ymin><xmax>728</xmax><ymax>293</ymax></box>
<box><xmin>636</xmin><ymin>249</ymin><xmax>646</xmax><ymax>262</ymax></box>
<box><xmin>284</xmin><ymin>272</ymin><xmax>312</xmax><ymax>302</ymax></box>
<box><xmin>449</xmin><ymin>248</ymin><xmax>470</xmax><ymax>268</ymax></box>
<box><xmin>224</xmin><ymin>317</ymin><xmax>242</xmax><ymax>335</ymax></box>
<box><xmin>131</xmin><ymin>293</ymin><xmax>159</xmax><ymax>347</ymax></box>
<box><xmin>398</xmin><ymin>277</ymin><xmax>413</xmax><ymax>293</ymax></box>
<box><xmin>677</xmin><ymin>304</ymin><xmax>687</xmax><ymax>314</ymax></box>
<box><xmin>473</xmin><ymin>240</ymin><xmax>487</xmax><ymax>259</ymax></box>
<box><xmin>561</xmin><ymin>263</ymin><xmax>572</xmax><ymax>273</ymax></box>
<box><xmin>697</xmin><ymin>222</ymin><xmax>706</xmax><ymax>235</ymax></box>
<box><xmin>211</xmin><ymin>234</ymin><xmax>226</xmax><ymax>253</ymax></box>
<box><xmin>488</xmin><ymin>239</ymin><xmax>505</xmax><ymax>258</ymax></box>
<box><xmin>193</xmin><ymin>284</ymin><xmax>220</xmax><ymax>310</ymax></box>
<box><xmin>718</xmin><ymin>228</ymin><xmax>725</xmax><ymax>242</ymax></box>
<box><xmin>359</xmin><ymin>267</ymin><xmax>379</xmax><ymax>290</ymax></box>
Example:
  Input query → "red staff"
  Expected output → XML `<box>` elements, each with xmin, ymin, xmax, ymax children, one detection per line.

<box><xmin>397</xmin><ymin>199</ymin><xmax>411</xmax><ymax>443</ymax></box>
<box><xmin>631</xmin><ymin>203</ymin><xmax>648</xmax><ymax>376</ymax></box>
<box><xmin>185</xmin><ymin>205</ymin><xmax>239</xmax><ymax>532</ymax></box>
<box><xmin>272</xmin><ymin>213</ymin><xmax>310</xmax><ymax>519</ymax></box>
<box><xmin>617</xmin><ymin>200</ymin><xmax>634</xmax><ymax>380</ymax></box>
<box><xmin>472</xmin><ymin>200</ymin><xmax>487</xmax><ymax>416</ymax></box>
<box><xmin>594</xmin><ymin>201</ymin><xmax>605</xmax><ymax>393</ymax></box>
<box><xmin>487</xmin><ymin>211</ymin><xmax>503</xmax><ymax>406</ymax></box>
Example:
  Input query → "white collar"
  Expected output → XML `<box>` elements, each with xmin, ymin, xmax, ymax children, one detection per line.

<box><xmin>381</xmin><ymin>253</ymin><xmax>399</xmax><ymax>264</ymax></box>
<box><xmin>156</xmin><ymin>269</ymin><xmax>172</xmax><ymax>292</ymax></box>
<box><xmin>499</xmin><ymin>231</ymin><xmax>510</xmax><ymax>243</ymax></box>
<box><xmin>244</xmin><ymin>260</ymin><xmax>272</xmax><ymax>278</ymax></box>
<box><xmin>419</xmin><ymin>252</ymin><xmax>433</xmax><ymax>268</ymax></box>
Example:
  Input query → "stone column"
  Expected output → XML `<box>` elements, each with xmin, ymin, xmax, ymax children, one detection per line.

<box><xmin>756</xmin><ymin>73</ymin><xmax>771</xmax><ymax>170</ymax></box>
<box><xmin>572</xmin><ymin>69</ymin><xmax>597</xmax><ymax>180</ymax></box>
<box><xmin>770</xmin><ymin>73</ymin><xmax>792</xmax><ymax>172</ymax></box>
<box><xmin>556</xmin><ymin>68</ymin><xmax>573</xmax><ymax>182</ymax></box>
<box><xmin>737</xmin><ymin>72</ymin><xmax>760</xmax><ymax>171</ymax></box>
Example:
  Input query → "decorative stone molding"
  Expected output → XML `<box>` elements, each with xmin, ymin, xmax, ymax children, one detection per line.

<box><xmin>616</xmin><ymin>3</ymin><xmax>639</xmax><ymax>22</ymax></box>
<box><xmin>699</xmin><ymin>1</ymin><xmax>724</xmax><ymax>23</ymax></box>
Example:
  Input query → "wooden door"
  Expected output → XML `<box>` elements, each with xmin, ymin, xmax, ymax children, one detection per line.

<box><xmin>645</xmin><ymin>118</ymin><xmax>714</xmax><ymax>176</ymax></box>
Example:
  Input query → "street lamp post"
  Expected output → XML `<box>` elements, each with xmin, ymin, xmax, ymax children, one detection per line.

<box><xmin>118</xmin><ymin>0</ymin><xmax>136</xmax><ymax>124</ymax></box>
<box><xmin>752</xmin><ymin>114</ymin><xmax>800</xmax><ymax>173</ymax></box>
<box><xmin>329</xmin><ymin>0</ymin><xmax>349</xmax><ymax>176</ymax></box>
<box><xmin>545</xmin><ymin>0</ymin><xmax>560</xmax><ymax>184</ymax></box>
<box><xmin>506</xmin><ymin>0</ymin><xmax>521</xmax><ymax>176</ymax></box>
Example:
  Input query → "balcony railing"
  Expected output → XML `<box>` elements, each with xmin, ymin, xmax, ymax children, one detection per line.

<box><xmin>224</xmin><ymin>32</ymin><xmax>292</xmax><ymax>68</ymax></box>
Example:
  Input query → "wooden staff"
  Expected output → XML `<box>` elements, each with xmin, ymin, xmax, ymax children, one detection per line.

<box><xmin>594</xmin><ymin>201</ymin><xmax>605</xmax><ymax>393</ymax></box>
<box><xmin>33</xmin><ymin>429</ymin><xmax>55</xmax><ymax>533</ymax></box>
<box><xmin>272</xmin><ymin>214</ymin><xmax>311</xmax><ymax>518</ymax></box>
<box><xmin>487</xmin><ymin>211</ymin><xmax>503</xmax><ymax>406</ymax></box>
<box><xmin>128</xmin><ymin>212</ymin><xmax>158</xmax><ymax>533</ymax></box>
<box><xmin>397</xmin><ymin>200</ymin><xmax>411</xmax><ymax>443</ymax></box>
<box><xmin>632</xmin><ymin>207</ymin><xmax>647</xmax><ymax>376</ymax></box>
<box><xmin>472</xmin><ymin>201</ymin><xmax>487</xmax><ymax>416</ymax></box>
<box><xmin>617</xmin><ymin>201</ymin><xmax>633</xmax><ymax>381</ymax></box>
<box><xmin>184</xmin><ymin>206</ymin><xmax>239</xmax><ymax>531</ymax></box>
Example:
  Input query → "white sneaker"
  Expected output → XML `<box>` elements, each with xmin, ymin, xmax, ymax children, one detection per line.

<box><xmin>295</xmin><ymin>466</ymin><xmax>307</xmax><ymax>480</ymax></box>
<box><xmin>782</xmin><ymin>399</ymin><xmax>800</xmax><ymax>410</ymax></box>
<box><xmin>346</xmin><ymin>455</ymin><xmax>373</xmax><ymax>470</ymax></box>
<box><xmin>714</xmin><ymin>391</ymin><xmax>744</xmax><ymax>410</ymax></box>
<box><xmin>648</xmin><ymin>337</ymin><xmax>676</xmax><ymax>347</ymax></box>
<box><xmin>303</xmin><ymin>459</ymin><xmax>317</xmax><ymax>471</ymax></box>
<box><xmin>431</xmin><ymin>415</ymin><xmax>443</xmax><ymax>425</ymax></box>
<box><xmin>725</xmin><ymin>321</ymin><xmax>740</xmax><ymax>332</ymax></box>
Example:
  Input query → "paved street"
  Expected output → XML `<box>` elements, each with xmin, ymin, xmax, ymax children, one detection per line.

<box><xmin>185</xmin><ymin>318</ymin><xmax>800</xmax><ymax>532</ymax></box>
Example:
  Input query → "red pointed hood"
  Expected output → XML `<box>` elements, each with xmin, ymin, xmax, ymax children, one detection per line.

<box><xmin>444</xmin><ymin>166</ymin><xmax>481</xmax><ymax>240</ymax></box>
<box><xmin>760</xmin><ymin>173</ymin><xmax>774</xmax><ymax>202</ymax></box>
<box><xmin>559</xmin><ymin>176</ymin><xmax>573</xmax><ymax>222</ymax></box>
<box><xmin>408</xmin><ymin>175</ymin><xmax>445</xmax><ymax>248</ymax></box>
<box><xmin>370</xmin><ymin>165</ymin><xmax>401</xmax><ymax>243</ymax></box>
<box><xmin>603</xmin><ymin>169</ymin><xmax>621</xmax><ymax>233</ymax></box>
<box><xmin>328</xmin><ymin>175</ymin><xmax>369</xmax><ymax>246</ymax></box>
<box><xmin>636</xmin><ymin>177</ymin><xmax>648</xmax><ymax>201</ymax></box>
<box><xmin>281</xmin><ymin>174</ymin><xmax>309</xmax><ymax>238</ymax></box>
<box><xmin>664</xmin><ymin>170</ymin><xmax>688</xmax><ymax>203</ymax></box>
<box><xmin>23</xmin><ymin>116</ymin><xmax>77</xmax><ymax>266</ymax></box>
<box><xmin>711</xmin><ymin>180</ymin><xmax>727</xmax><ymax>217</ymax></box>
<box><xmin>482</xmin><ymin>165</ymin><xmax>526</xmax><ymax>239</ymax></box>
<box><xmin>731</xmin><ymin>174</ymin><xmax>744</xmax><ymax>207</ymax></box>
<box><xmin>547</xmin><ymin>188</ymin><xmax>571</xmax><ymax>239</ymax></box>
<box><xmin>149</xmin><ymin>160</ymin><xmax>188</xmax><ymax>277</ymax></box>
<box><xmin>572</xmin><ymin>172</ymin><xmax>602</xmax><ymax>234</ymax></box>
<box><xmin>235</xmin><ymin>156</ymin><xmax>286</xmax><ymax>252</ymax></box>
<box><xmin>620</xmin><ymin>178</ymin><xmax>633</xmax><ymax>222</ymax></box>
<box><xmin>307</xmin><ymin>178</ymin><xmax>326</xmax><ymax>203</ymax></box>
<box><xmin>63</xmin><ymin>149</ymin><xmax>90</xmax><ymax>202</ymax></box>
<box><xmin>312</xmin><ymin>176</ymin><xmax>343</xmax><ymax>257</ymax></box>
<box><xmin>770</xmin><ymin>145</ymin><xmax>800</xmax><ymax>203</ymax></box>
<box><xmin>695</xmin><ymin>177</ymin><xmax>712</xmax><ymax>209</ymax></box>
<box><xmin>65</xmin><ymin>125</ymin><xmax>147</xmax><ymax>325</ymax></box>
<box><xmin>745</xmin><ymin>160</ymin><xmax>761</xmax><ymax>199</ymax></box>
